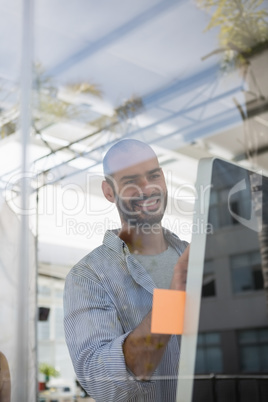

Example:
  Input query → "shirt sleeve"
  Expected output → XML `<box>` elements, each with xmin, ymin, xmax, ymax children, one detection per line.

<box><xmin>63</xmin><ymin>265</ymin><xmax>155</xmax><ymax>401</ymax></box>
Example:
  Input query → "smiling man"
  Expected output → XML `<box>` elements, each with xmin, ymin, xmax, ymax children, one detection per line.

<box><xmin>102</xmin><ymin>140</ymin><xmax>168</xmax><ymax>254</ymax></box>
<box><xmin>64</xmin><ymin>139</ymin><xmax>189</xmax><ymax>402</ymax></box>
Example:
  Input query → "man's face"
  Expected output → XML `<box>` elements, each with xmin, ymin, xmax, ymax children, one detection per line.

<box><xmin>110</xmin><ymin>156</ymin><xmax>167</xmax><ymax>227</ymax></box>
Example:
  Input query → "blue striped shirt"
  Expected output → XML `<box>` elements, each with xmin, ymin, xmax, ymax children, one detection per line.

<box><xmin>64</xmin><ymin>229</ymin><xmax>188</xmax><ymax>401</ymax></box>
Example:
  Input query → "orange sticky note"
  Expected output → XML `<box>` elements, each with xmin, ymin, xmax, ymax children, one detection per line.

<box><xmin>151</xmin><ymin>289</ymin><xmax>186</xmax><ymax>334</ymax></box>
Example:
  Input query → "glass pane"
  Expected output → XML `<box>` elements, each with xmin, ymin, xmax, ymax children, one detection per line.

<box><xmin>232</xmin><ymin>266</ymin><xmax>252</xmax><ymax>292</ymax></box>
<box><xmin>240</xmin><ymin>346</ymin><xmax>260</xmax><ymax>372</ymax></box>
<box><xmin>38</xmin><ymin>343</ymin><xmax>54</xmax><ymax>365</ymax></box>
<box><xmin>197</xmin><ymin>334</ymin><xmax>204</xmax><ymax>346</ymax></box>
<box><xmin>206</xmin><ymin>347</ymin><xmax>223</xmax><ymax>373</ymax></box>
<box><xmin>210</xmin><ymin>190</ymin><xmax>218</xmax><ymax>206</ymax></box>
<box><xmin>231</xmin><ymin>254</ymin><xmax>249</xmax><ymax>270</ymax></box>
<box><xmin>202</xmin><ymin>276</ymin><xmax>216</xmax><ymax>297</ymax></box>
<box><xmin>55</xmin><ymin>307</ymin><xmax>65</xmax><ymax>339</ymax></box>
<box><xmin>219</xmin><ymin>188</ymin><xmax>229</xmax><ymax>203</ymax></box>
<box><xmin>259</xmin><ymin>329</ymin><xmax>268</xmax><ymax>342</ymax></box>
<box><xmin>205</xmin><ymin>333</ymin><xmax>220</xmax><ymax>344</ymax></box>
<box><xmin>1</xmin><ymin>0</ymin><xmax>267</xmax><ymax>399</ymax></box>
<box><xmin>253</xmin><ymin>269</ymin><xmax>264</xmax><ymax>290</ymax></box>
<box><xmin>239</xmin><ymin>330</ymin><xmax>258</xmax><ymax>344</ymax></box>
<box><xmin>38</xmin><ymin>320</ymin><xmax>50</xmax><ymax>341</ymax></box>
<box><xmin>55</xmin><ymin>343</ymin><xmax>75</xmax><ymax>381</ymax></box>
<box><xmin>38</xmin><ymin>284</ymin><xmax>52</xmax><ymax>297</ymax></box>
<box><xmin>261</xmin><ymin>345</ymin><xmax>268</xmax><ymax>371</ymax></box>
<box><xmin>185</xmin><ymin>159</ymin><xmax>268</xmax><ymax>402</ymax></box>
<box><xmin>208</xmin><ymin>206</ymin><xmax>219</xmax><ymax>229</ymax></box>
<box><xmin>204</xmin><ymin>260</ymin><xmax>214</xmax><ymax>273</ymax></box>
<box><xmin>55</xmin><ymin>288</ymin><xmax>64</xmax><ymax>299</ymax></box>
<box><xmin>219</xmin><ymin>204</ymin><xmax>233</xmax><ymax>227</ymax></box>
<box><xmin>195</xmin><ymin>348</ymin><xmax>205</xmax><ymax>374</ymax></box>
<box><xmin>250</xmin><ymin>252</ymin><xmax>261</xmax><ymax>266</ymax></box>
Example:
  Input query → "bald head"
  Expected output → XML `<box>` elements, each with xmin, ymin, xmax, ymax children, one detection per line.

<box><xmin>103</xmin><ymin>139</ymin><xmax>157</xmax><ymax>178</ymax></box>
<box><xmin>102</xmin><ymin>139</ymin><xmax>167</xmax><ymax>227</ymax></box>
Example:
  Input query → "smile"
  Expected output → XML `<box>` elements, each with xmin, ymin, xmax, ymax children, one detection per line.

<box><xmin>132</xmin><ymin>197</ymin><xmax>160</xmax><ymax>211</ymax></box>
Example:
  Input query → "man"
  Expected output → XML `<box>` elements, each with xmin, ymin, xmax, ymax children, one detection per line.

<box><xmin>64</xmin><ymin>139</ymin><xmax>189</xmax><ymax>401</ymax></box>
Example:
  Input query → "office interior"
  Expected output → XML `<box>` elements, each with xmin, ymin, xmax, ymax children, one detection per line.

<box><xmin>0</xmin><ymin>0</ymin><xmax>267</xmax><ymax>401</ymax></box>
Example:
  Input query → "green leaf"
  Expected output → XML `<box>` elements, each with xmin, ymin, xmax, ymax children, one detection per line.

<box><xmin>39</xmin><ymin>363</ymin><xmax>60</xmax><ymax>378</ymax></box>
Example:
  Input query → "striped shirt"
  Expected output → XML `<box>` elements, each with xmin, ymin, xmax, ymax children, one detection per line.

<box><xmin>64</xmin><ymin>228</ymin><xmax>188</xmax><ymax>402</ymax></box>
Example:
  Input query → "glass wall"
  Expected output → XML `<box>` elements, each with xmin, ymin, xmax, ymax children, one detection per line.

<box><xmin>0</xmin><ymin>0</ymin><xmax>267</xmax><ymax>401</ymax></box>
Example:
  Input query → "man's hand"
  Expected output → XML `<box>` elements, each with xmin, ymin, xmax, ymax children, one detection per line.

<box><xmin>123</xmin><ymin>245</ymin><xmax>190</xmax><ymax>379</ymax></box>
<box><xmin>170</xmin><ymin>245</ymin><xmax>190</xmax><ymax>291</ymax></box>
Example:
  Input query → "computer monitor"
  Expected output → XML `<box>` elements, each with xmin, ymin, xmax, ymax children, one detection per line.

<box><xmin>177</xmin><ymin>158</ymin><xmax>268</xmax><ymax>402</ymax></box>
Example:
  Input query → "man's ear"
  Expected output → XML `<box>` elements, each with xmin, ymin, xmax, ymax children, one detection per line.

<box><xmin>102</xmin><ymin>180</ymin><xmax>115</xmax><ymax>203</ymax></box>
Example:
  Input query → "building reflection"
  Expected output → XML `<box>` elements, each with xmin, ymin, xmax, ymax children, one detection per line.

<box><xmin>193</xmin><ymin>159</ymin><xmax>268</xmax><ymax>401</ymax></box>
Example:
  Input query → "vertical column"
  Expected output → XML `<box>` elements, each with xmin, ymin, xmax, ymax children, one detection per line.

<box><xmin>15</xmin><ymin>0</ymin><xmax>34</xmax><ymax>401</ymax></box>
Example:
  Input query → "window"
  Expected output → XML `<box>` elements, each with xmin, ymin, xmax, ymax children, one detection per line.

<box><xmin>230</xmin><ymin>251</ymin><xmax>263</xmax><ymax>293</ymax></box>
<box><xmin>38</xmin><ymin>284</ymin><xmax>51</xmax><ymax>297</ymax></box>
<box><xmin>38</xmin><ymin>314</ymin><xmax>51</xmax><ymax>341</ymax></box>
<box><xmin>37</xmin><ymin>276</ymin><xmax>75</xmax><ymax>387</ymax></box>
<box><xmin>55</xmin><ymin>307</ymin><xmax>65</xmax><ymax>338</ymax></box>
<box><xmin>238</xmin><ymin>328</ymin><xmax>268</xmax><ymax>372</ymax></box>
<box><xmin>38</xmin><ymin>281</ymin><xmax>65</xmax><ymax>341</ymax></box>
<box><xmin>202</xmin><ymin>260</ymin><xmax>216</xmax><ymax>298</ymax></box>
<box><xmin>208</xmin><ymin>184</ymin><xmax>251</xmax><ymax>230</ymax></box>
<box><xmin>195</xmin><ymin>332</ymin><xmax>223</xmax><ymax>374</ymax></box>
<box><xmin>38</xmin><ymin>277</ymin><xmax>66</xmax><ymax>362</ymax></box>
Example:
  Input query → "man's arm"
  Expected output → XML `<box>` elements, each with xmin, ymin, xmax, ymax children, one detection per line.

<box><xmin>64</xmin><ymin>267</ymin><xmax>147</xmax><ymax>401</ymax></box>
<box><xmin>123</xmin><ymin>245</ymin><xmax>190</xmax><ymax>379</ymax></box>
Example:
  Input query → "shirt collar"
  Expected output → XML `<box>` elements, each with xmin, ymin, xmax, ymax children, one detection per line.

<box><xmin>103</xmin><ymin>227</ymin><xmax>183</xmax><ymax>257</ymax></box>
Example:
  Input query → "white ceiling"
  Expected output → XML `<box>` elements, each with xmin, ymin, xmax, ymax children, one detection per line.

<box><xmin>0</xmin><ymin>0</ymin><xmax>267</xmax><ymax>263</ymax></box>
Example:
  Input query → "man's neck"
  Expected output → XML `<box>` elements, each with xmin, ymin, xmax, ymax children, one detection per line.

<box><xmin>119</xmin><ymin>223</ymin><xmax>167</xmax><ymax>255</ymax></box>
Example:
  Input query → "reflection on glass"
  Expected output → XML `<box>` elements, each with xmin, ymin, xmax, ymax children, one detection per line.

<box><xmin>38</xmin><ymin>315</ymin><xmax>50</xmax><ymax>341</ymax></box>
<box><xmin>231</xmin><ymin>251</ymin><xmax>263</xmax><ymax>293</ymax></box>
<box><xmin>239</xmin><ymin>329</ymin><xmax>268</xmax><ymax>372</ymax></box>
<box><xmin>55</xmin><ymin>307</ymin><xmax>65</xmax><ymax>339</ymax></box>
<box><xmin>202</xmin><ymin>260</ymin><xmax>216</xmax><ymax>298</ymax></box>
<box><xmin>192</xmin><ymin>159</ymin><xmax>268</xmax><ymax>401</ymax></box>
<box><xmin>38</xmin><ymin>284</ymin><xmax>52</xmax><ymax>297</ymax></box>
<box><xmin>196</xmin><ymin>333</ymin><xmax>223</xmax><ymax>374</ymax></box>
